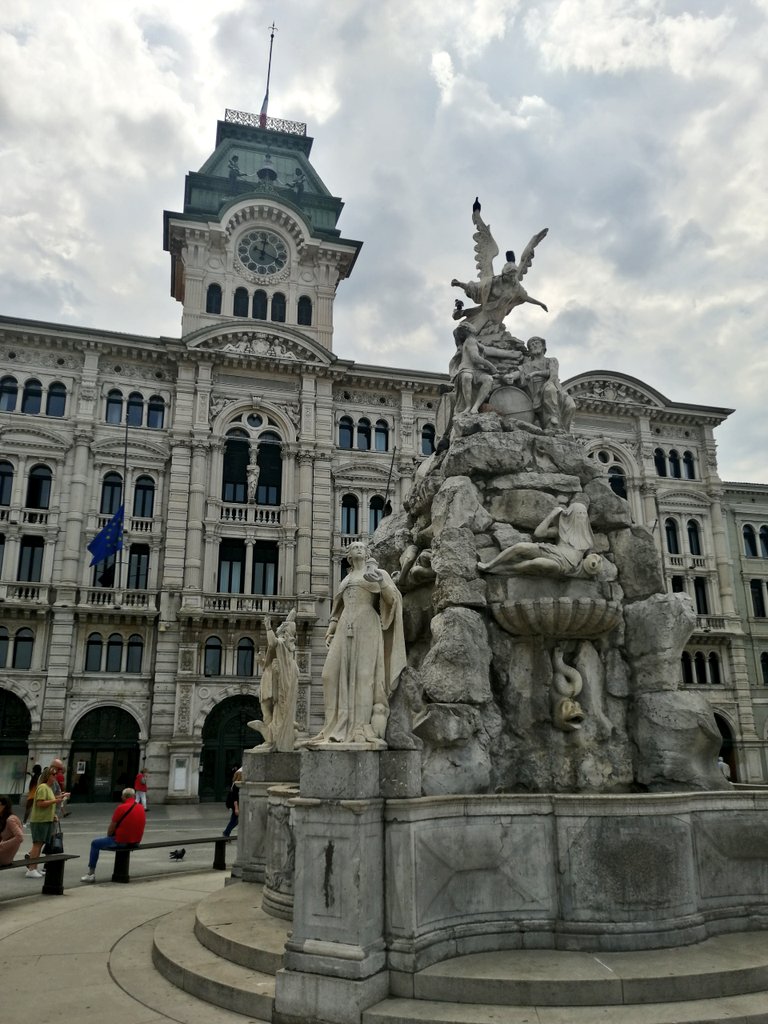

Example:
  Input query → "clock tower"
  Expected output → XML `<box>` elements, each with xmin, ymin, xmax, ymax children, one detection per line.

<box><xmin>163</xmin><ymin>109</ymin><xmax>361</xmax><ymax>348</ymax></box>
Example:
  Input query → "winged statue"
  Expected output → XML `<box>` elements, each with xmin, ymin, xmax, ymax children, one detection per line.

<box><xmin>451</xmin><ymin>198</ymin><xmax>549</xmax><ymax>342</ymax></box>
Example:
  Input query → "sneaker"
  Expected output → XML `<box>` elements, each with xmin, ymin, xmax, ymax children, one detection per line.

<box><xmin>25</xmin><ymin>868</ymin><xmax>43</xmax><ymax>878</ymax></box>
<box><xmin>80</xmin><ymin>872</ymin><xmax>96</xmax><ymax>883</ymax></box>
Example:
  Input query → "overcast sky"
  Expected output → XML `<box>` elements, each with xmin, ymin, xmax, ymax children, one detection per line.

<box><xmin>0</xmin><ymin>1</ymin><xmax>765</xmax><ymax>481</ymax></box>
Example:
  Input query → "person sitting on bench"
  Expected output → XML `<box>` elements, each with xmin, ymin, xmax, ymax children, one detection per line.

<box><xmin>81</xmin><ymin>787</ymin><xmax>146</xmax><ymax>883</ymax></box>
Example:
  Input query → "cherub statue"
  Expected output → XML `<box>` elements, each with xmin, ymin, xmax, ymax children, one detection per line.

<box><xmin>451</xmin><ymin>198</ymin><xmax>548</xmax><ymax>344</ymax></box>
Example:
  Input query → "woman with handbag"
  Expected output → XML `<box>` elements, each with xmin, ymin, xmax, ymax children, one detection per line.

<box><xmin>25</xmin><ymin>767</ymin><xmax>67</xmax><ymax>878</ymax></box>
<box><xmin>22</xmin><ymin>764</ymin><xmax>42</xmax><ymax>827</ymax></box>
<box><xmin>0</xmin><ymin>796</ymin><xmax>23</xmax><ymax>866</ymax></box>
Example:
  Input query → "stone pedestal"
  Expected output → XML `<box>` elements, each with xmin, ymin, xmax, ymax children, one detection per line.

<box><xmin>263</xmin><ymin>784</ymin><xmax>299</xmax><ymax>919</ymax></box>
<box><xmin>239</xmin><ymin>749</ymin><xmax>300</xmax><ymax>883</ymax></box>
<box><xmin>274</xmin><ymin>750</ymin><xmax>389</xmax><ymax>1024</ymax></box>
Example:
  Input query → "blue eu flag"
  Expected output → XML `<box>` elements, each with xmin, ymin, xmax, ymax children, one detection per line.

<box><xmin>87</xmin><ymin>505</ymin><xmax>124</xmax><ymax>566</ymax></box>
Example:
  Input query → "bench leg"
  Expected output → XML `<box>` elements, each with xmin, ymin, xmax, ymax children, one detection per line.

<box><xmin>42</xmin><ymin>859</ymin><xmax>65</xmax><ymax>896</ymax></box>
<box><xmin>213</xmin><ymin>838</ymin><xmax>227</xmax><ymax>871</ymax></box>
<box><xmin>112</xmin><ymin>848</ymin><xmax>131</xmax><ymax>883</ymax></box>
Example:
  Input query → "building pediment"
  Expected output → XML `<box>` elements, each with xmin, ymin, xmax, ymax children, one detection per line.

<box><xmin>333</xmin><ymin>459</ymin><xmax>396</xmax><ymax>488</ymax></box>
<box><xmin>90</xmin><ymin>435</ymin><xmax>170</xmax><ymax>465</ymax></box>
<box><xmin>0</xmin><ymin>421</ymin><xmax>70</xmax><ymax>455</ymax></box>
<box><xmin>186</xmin><ymin>324</ymin><xmax>333</xmax><ymax>366</ymax></box>
<box><xmin>565</xmin><ymin>372</ymin><xmax>664</xmax><ymax>409</ymax></box>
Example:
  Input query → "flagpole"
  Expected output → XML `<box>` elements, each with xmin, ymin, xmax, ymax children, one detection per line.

<box><xmin>117</xmin><ymin>415</ymin><xmax>129</xmax><ymax>599</ymax></box>
<box><xmin>259</xmin><ymin>22</ymin><xmax>277</xmax><ymax>127</ymax></box>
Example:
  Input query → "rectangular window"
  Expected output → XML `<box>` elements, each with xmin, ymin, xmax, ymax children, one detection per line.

<box><xmin>671</xmin><ymin>576</ymin><xmax>685</xmax><ymax>593</ymax></box>
<box><xmin>17</xmin><ymin>537</ymin><xmax>44</xmax><ymax>582</ymax></box>
<box><xmin>693</xmin><ymin>576</ymin><xmax>708</xmax><ymax>615</ymax></box>
<box><xmin>751</xmin><ymin>579</ymin><xmax>766</xmax><ymax>618</ymax></box>
<box><xmin>252</xmin><ymin>541</ymin><xmax>279</xmax><ymax>595</ymax></box>
<box><xmin>127</xmin><ymin>545</ymin><xmax>150</xmax><ymax>589</ymax></box>
<box><xmin>218</xmin><ymin>540</ymin><xmax>245</xmax><ymax>593</ymax></box>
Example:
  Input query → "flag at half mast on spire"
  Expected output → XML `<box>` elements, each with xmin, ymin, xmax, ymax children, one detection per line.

<box><xmin>259</xmin><ymin>89</ymin><xmax>269</xmax><ymax>128</ymax></box>
<box><xmin>87</xmin><ymin>505</ymin><xmax>124</xmax><ymax>566</ymax></box>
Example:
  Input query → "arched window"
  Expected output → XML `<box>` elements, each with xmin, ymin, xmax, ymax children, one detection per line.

<box><xmin>105</xmin><ymin>389</ymin><xmax>123</xmax><ymax>424</ymax></box>
<box><xmin>608</xmin><ymin>465</ymin><xmax>627</xmax><ymax>499</ymax></box>
<box><xmin>338</xmin><ymin>416</ymin><xmax>354</xmax><ymax>449</ymax></box>
<box><xmin>421</xmin><ymin>423</ymin><xmax>436</xmax><ymax>456</ymax></box>
<box><xmin>18</xmin><ymin>537</ymin><xmax>44</xmax><ymax>582</ymax></box>
<box><xmin>669</xmin><ymin>450</ymin><xmax>682</xmax><ymax>478</ymax></box>
<box><xmin>0</xmin><ymin>376</ymin><xmax>18</xmax><ymax>412</ymax></box>
<box><xmin>654</xmin><ymin>448</ymin><xmax>667</xmax><ymax>477</ymax></box>
<box><xmin>0</xmin><ymin>461</ymin><xmax>14</xmax><ymax>506</ymax></box>
<box><xmin>0</xmin><ymin>627</ymin><xmax>7</xmax><ymax>669</ymax></box>
<box><xmin>369</xmin><ymin>495</ymin><xmax>386</xmax><ymax>534</ymax></box>
<box><xmin>357</xmin><ymin>418</ymin><xmax>371</xmax><ymax>451</ymax></box>
<box><xmin>12</xmin><ymin>628</ymin><xmax>33</xmax><ymax>670</ymax></box>
<box><xmin>687</xmin><ymin>520</ymin><xmax>702</xmax><ymax>557</ymax></box>
<box><xmin>341</xmin><ymin>494</ymin><xmax>359</xmax><ymax>535</ymax></box>
<box><xmin>147</xmin><ymin>396</ymin><xmax>165</xmax><ymax>429</ymax></box>
<box><xmin>256</xmin><ymin>431</ymin><xmax>282</xmax><ymax>506</ymax></box>
<box><xmin>665</xmin><ymin>518</ymin><xmax>680</xmax><ymax>555</ymax></box>
<box><xmin>126</xmin><ymin>391</ymin><xmax>144</xmax><ymax>427</ymax></box>
<box><xmin>252</xmin><ymin>290</ymin><xmax>268</xmax><ymax>319</ymax></box>
<box><xmin>694</xmin><ymin>651</ymin><xmax>707</xmax><ymax>686</ymax></box>
<box><xmin>106</xmin><ymin>633</ymin><xmax>123</xmax><ymax>673</ymax></box>
<box><xmin>206</xmin><ymin>283</ymin><xmax>222</xmax><ymax>314</ymax></box>
<box><xmin>744</xmin><ymin>525</ymin><xmax>758</xmax><ymax>557</ymax></box>
<box><xmin>126</xmin><ymin>634</ymin><xmax>144</xmax><ymax>674</ymax></box>
<box><xmin>236</xmin><ymin>637</ymin><xmax>255</xmax><ymax>677</ymax></box>
<box><xmin>760</xmin><ymin>527</ymin><xmax>768</xmax><ymax>559</ymax></box>
<box><xmin>133</xmin><ymin>476</ymin><xmax>155</xmax><ymax>518</ymax></box>
<box><xmin>204</xmin><ymin>636</ymin><xmax>222</xmax><ymax>676</ymax></box>
<box><xmin>681</xmin><ymin>651</ymin><xmax>693</xmax><ymax>686</ymax></box>
<box><xmin>222</xmin><ymin>429</ymin><xmax>250</xmax><ymax>503</ymax></box>
<box><xmin>21</xmin><ymin>379</ymin><xmax>42</xmax><ymax>415</ymax></box>
<box><xmin>85</xmin><ymin>633</ymin><xmax>103</xmax><ymax>672</ymax></box>
<box><xmin>374</xmin><ymin>419</ymin><xmax>389</xmax><ymax>453</ymax></box>
<box><xmin>708</xmin><ymin>652</ymin><xmax>721</xmax><ymax>686</ymax></box>
<box><xmin>683</xmin><ymin>451</ymin><xmax>696</xmax><ymax>479</ymax></box>
<box><xmin>127</xmin><ymin>544</ymin><xmax>150</xmax><ymax>589</ymax></box>
<box><xmin>100</xmin><ymin>472</ymin><xmax>123</xmax><ymax>515</ymax></box>
<box><xmin>270</xmin><ymin>292</ymin><xmax>286</xmax><ymax>322</ymax></box>
<box><xmin>750</xmin><ymin>579</ymin><xmax>766</xmax><ymax>618</ymax></box>
<box><xmin>233</xmin><ymin>287</ymin><xmax>249</xmax><ymax>317</ymax></box>
<box><xmin>45</xmin><ymin>382</ymin><xmax>67</xmax><ymax>417</ymax></box>
<box><xmin>26</xmin><ymin>464</ymin><xmax>52</xmax><ymax>509</ymax></box>
<box><xmin>762</xmin><ymin>652</ymin><xmax>768</xmax><ymax>686</ymax></box>
<box><xmin>693</xmin><ymin>576</ymin><xmax>708</xmax><ymax>615</ymax></box>
<box><xmin>297</xmin><ymin>295</ymin><xmax>313</xmax><ymax>326</ymax></box>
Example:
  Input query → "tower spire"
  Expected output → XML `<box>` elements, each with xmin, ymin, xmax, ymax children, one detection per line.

<box><xmin>259</xmin><ymin>21</ymin><xmax>277</xmax><ymax>128</ymax></box>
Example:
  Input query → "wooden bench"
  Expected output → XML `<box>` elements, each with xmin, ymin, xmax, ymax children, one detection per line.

<box><xmin>111</xmin><ymin>836</ymin><xmax>232</xmax><ymax>883</ymax></box>
<box><xmin>1</xmin><ymin>853</ymin><xmax>81</xmax><ymax>895</ymax></box>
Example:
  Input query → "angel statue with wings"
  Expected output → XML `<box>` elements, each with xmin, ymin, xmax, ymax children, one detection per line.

<box><xmin>451</xmin><ymin>198</ymin><xmax>548</xmax><ymax>346</ymax></box>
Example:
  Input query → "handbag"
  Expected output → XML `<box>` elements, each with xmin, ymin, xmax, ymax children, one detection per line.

<box><xmin>43</xmin><ymin>821</ymin><xmax>64</xmax><ymax>855</ymax></box>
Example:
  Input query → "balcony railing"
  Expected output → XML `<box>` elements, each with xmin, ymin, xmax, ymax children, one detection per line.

<box><xmin>129</xmin><ymin>516</ymin><xmax>155</xmax><ymax>533</ymax></box>
<box><xmin>78</xmin><ymin>587</ymin><xmax>159</xmax><ymax>611</ymax></box>
<box><xmin>218</xmin><ymin>502</ymin><xmax>281</xmax><ymax>526</ymax></box>
<box><xmin>0</xmin><ymin>583</ymin><xmax>51</xmax><ymax>604</ymax></box>
<box><xmin>201</xmin><ymin>593</ymin><xmax>294</xmax><ymax>615</ymax></box>
<box><xmin>696</xmin><ymin>615</ymin><xmax>727</xmax><ymax>632</ymax></box>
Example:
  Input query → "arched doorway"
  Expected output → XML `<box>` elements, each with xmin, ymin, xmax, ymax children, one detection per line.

<box><xmin>714</xmin><ymin>713</ymin><xmax>737</xmax><ymax>782</ymax></box>
<box><xmin>0</xmin><ymin>688</ymin><xmax>31</xmax><ymax>804</ymax></box>
<box><xmin>199</xmin><ymin>694</ymin><xmax>262</xmax><ymax>802</ymax></box>
<box><xmin>69</xmin><ymin>706</ymin><xmax>140</xmax><ymax>802</ymax></box>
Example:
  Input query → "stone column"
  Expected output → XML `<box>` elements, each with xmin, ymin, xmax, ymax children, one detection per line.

<box><xmin>182</xmin><ymin>440</ymin><xmax>210</xmax><ymax>594</ymax></box>
<box><xmin>295</xmin><ymin>450</ymin><xmax>315</xmax><ymax>595</ymax></box>
<box><xmin>58</xmin><ymin>428</ymin><xmax>94</xmax><ymax>593</ymax></box>
<box><xmin>708</xmin><ymin>491</ymin><xmax>736</xmax><ymax>616</ymax></box>
<box><xmin>274</xmin><ymin>750</ymin><xmax>388</xmax><ymax>1024</ymax></box>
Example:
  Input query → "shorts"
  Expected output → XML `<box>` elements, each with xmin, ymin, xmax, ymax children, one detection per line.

<box><xmin>30</xmin><ymin>821</ymin><xmax>52</xmax><ymax>844</ymax></box>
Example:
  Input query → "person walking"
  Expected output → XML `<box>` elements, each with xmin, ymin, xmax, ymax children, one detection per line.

<box><xmin>222</xmin><ymin>768</ymin><xmax>242</xmax><ymax>838</ymax></box>
<box><xmin>80</xmin><ymin>787</ymin><xmax>146</xmax><ymax>883</ymax></box>
<box><xmin>0</xmin><ymin>796</ymin><xmax>23</xmax><ymax>865</ymax></box>
<box><xmin>25</xmin><ymin>767</ymin><xmax>67</xmax><ymax>878</ymax></box>
<box><xmin>50</xmin><ymin>758</ymin><xmax>70</xmax><ymax>817</ymax></box>
<box><xmin>133</xmin><ymin>766</ymin><xmax>148</xmax><ymax>810</ymax></box>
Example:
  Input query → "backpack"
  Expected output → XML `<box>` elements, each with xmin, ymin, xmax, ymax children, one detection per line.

<box><xmin>225</xmin><ymin>787</ymin><xmax>235</xmax><ymax>810</ymax></box>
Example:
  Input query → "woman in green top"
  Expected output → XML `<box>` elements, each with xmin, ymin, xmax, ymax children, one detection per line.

<box><xmin>25</xmin><ymin>767</ymin><xmax>66</xmax><ymax>879</ymax></box>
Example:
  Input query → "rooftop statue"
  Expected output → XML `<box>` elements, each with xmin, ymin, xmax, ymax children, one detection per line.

<box><xmin>451</xmin><ymin>197</ymin><xmax>548</xmax><ymax>346</ymax></box>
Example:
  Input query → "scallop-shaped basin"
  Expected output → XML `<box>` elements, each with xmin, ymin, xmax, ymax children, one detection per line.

<box><xmin>491</xmin><ymin>597</ymin><xmax>622</xmax><ymax>637</ymax></box>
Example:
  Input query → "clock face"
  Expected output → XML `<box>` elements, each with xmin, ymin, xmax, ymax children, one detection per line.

<box><xmin>237</xmin><ymin>230</ymin><xmax>288</xmax><ymax>275</ymax></box>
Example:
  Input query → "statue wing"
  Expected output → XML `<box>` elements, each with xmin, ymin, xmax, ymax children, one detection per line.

<box><xmin>472</xmin><ymin>207</ymin><xmax>499</xmax><ymax>281</ymax></box>
<box><xmin>516</xmin><ymin>228</ymin><xmax>548</xmax><ymax>281</ymax></box>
